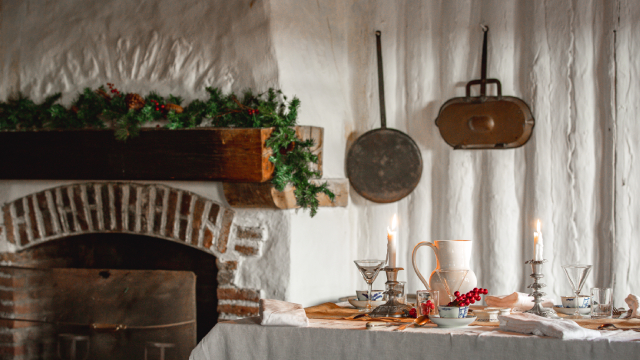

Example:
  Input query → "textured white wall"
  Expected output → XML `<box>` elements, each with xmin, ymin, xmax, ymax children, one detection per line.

<box><xmin>0</xmin><ymin>0</ymin><xmax>639</xmax><ymax>308</ymax></box>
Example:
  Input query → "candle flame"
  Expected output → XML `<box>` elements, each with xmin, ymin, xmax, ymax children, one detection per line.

<box><xmin>537</xmin><ymin>220</ymin><xmax>541</xmax><ymax>233</ymax></box>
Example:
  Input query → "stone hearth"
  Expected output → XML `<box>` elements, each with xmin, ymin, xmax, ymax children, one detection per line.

<box><xmin>0</xmin><ymin>182</ymin><xmax>272</xmax><ymax>357</ymax></box>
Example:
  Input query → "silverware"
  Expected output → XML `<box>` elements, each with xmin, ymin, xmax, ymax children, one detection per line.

<box><xmin>597</xmin><ymin>323</ymin><xmax>640</xmax><ymax>332</ymax></box>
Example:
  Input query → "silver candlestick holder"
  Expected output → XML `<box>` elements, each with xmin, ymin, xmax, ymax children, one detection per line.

<box><xmin>524</xmin><ymin>259</ymin><xmax>559</xmax><ymax>318</ymax></box>
<box><xmin>369</xmin><ymin>267</ymin><xmax>412</xmax><ymax>318</ymax></box>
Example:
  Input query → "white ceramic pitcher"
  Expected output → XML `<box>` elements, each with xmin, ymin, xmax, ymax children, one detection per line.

<box><xmin>411</xmin><ymin>240</ymin><xmax>478</xmax><ymax>305</ymax></box>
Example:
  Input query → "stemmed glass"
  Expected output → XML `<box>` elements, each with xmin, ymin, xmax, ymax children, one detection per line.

<box><xmin>354</xmin><ymin>259</ymin><xmax>385</xmax><ymax>312</ymax></box>
<box><xmin>562</xmin><ymin>264</ymin><xmax>592</xmax><ymax>319</ymax></box>
<box><xmin>435</xmin><ymin>269</ymin><xmax>468</xmax><ymax>302</ymax></box>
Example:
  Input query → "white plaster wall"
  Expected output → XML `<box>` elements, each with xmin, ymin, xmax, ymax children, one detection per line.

<box><xmin>1</xmin><ymin>0</ymin><xmax>639</xmax><ymax>309</ymax></box>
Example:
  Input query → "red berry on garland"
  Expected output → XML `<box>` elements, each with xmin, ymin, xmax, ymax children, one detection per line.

<box><xmin>464</xmin><ymin>300</ymin><xmax>470</xmax><ymax>306</ymax></box>
<box><xmin>483</xmin><ymin>289</ymin><xmax>488</xmax><ymax>294</ymax></box>
<box><xmin>454</xmin><ymin>291</ymin><xmax>460</xmax><ymax>297</ymax></box>
<box><xmin>475</xmin><ymin>295</ymin><xmax>481</xmax><ymax>301</ymax></box>
<box><xmin>473</xmin><ymin>288</ymin><xmax>478</xmax><ymax>293</ymax></box>
<box><xmin>469</xmin><ymin>299</ymin><xmax>476</xmax><ymax>304</ymax></box>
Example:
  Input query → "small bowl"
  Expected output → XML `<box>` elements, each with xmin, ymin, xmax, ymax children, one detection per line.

<box><xmin>438</xmin><ymin>305</ymin><xmax>469</xmax><ymax>318</ymax></box>
<box><xmin>472</xmin><ymin>309</ymin><xmax>499</xmax><ymax>322</ymax></box>
<box><xmin>485</xmin><ymin>307</ymin><xmax>511</xmax><ymax>316</ymax></box>
<box><xmin>356</xmin><ymin>290</ymin><xmax>384</xmax><ymax>301</ymax></box>
<box><xmin>561</xmin><ymin>296</ymin><xmax>590</xmax><ymax>308</ymax></box>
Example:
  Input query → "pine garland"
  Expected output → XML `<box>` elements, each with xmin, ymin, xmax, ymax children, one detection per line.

<box><xmin>0</xmin><ymin>85</ymin><xmax>334</xmax><ymax>216</ymax></box>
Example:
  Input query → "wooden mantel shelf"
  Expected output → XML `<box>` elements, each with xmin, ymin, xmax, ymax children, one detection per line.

<box><xmin>0</xmin><ymin>126</ymin><xmax>322</xmax><ymax>182</ymax></box>
<box><xmin>223</xmin><ymin>179</ymin><xmax>349</xmax><ymax>209</ymax></box>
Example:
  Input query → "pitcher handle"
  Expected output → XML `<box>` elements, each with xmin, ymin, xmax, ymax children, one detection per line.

<box><xmin>411</xmin><ymin>241</ymin><xmax>437</xmax><ymax>290</ymax></box>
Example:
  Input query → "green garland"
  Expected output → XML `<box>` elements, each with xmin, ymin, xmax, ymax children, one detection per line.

<box><xmin>0</xmin><ymin>85</ymin><xmax>334</xmax><ymax>216</ymax></box>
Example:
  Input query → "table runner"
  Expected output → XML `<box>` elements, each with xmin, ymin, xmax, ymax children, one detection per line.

<box><xmin>305</xmin><ymin>302</ymin><xmax>640</xmax><ymax>330</ymax></box>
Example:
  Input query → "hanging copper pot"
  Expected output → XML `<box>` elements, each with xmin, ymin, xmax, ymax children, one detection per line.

<box><xmin>435</xmin><ymin>26</ymin><xmax>534</xmax><ymax>149</ymax></box>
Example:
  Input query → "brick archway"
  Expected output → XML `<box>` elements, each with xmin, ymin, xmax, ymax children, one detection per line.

<box><xmin>1</xmin><ymin>183</ymin><xmax>234</xmax><ymax>254</ymax></box>
<box><xmin>0</xmin><ymin>183</ymin><xmax>264</xmax><ymax>320</ymax></box>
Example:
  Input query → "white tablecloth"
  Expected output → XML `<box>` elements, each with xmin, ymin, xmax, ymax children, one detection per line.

<box><xmin>190</xmin><ymin>317</ymin><xmax>640</xmax><ymax>360</ymax></box>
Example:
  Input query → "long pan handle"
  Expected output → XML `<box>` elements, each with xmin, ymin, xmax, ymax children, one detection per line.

<box><xmin>480</xmin><ymin>25</ymin><xmax>488</xmax><ymax>96</ymax></box>
<box><xmin>375</xmin><ymin>31</ymin><xmax>387</xmax><ymax>128</ymax></box>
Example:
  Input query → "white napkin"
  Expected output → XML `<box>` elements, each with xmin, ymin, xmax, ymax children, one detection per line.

<box><xmin>485</xmin><ymin>292</ymin><xmax>554</xmax><ymax>311</ymax></box>
<box><xmin>259</xmin><ymin>299</ymin><xmax>309</xmax><ymax>327</ymax></box>
<box><xmin>625</xmin><ymin>294</ymin><xmax>639</xmax><ymax>318</ymax></box>
<box><xmin>499</xmin><ymin>312</ymin><xmax>601</xmax><ymax>340</ymax></box>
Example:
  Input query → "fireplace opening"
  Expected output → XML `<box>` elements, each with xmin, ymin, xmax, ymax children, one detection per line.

<box><xmin>6</xmin><ymin>233</ymin><xmax>218</xmax><ymax>342</ymax></box>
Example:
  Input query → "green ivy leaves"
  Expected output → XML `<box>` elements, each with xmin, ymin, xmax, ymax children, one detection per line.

<box><xmin>0</xmin><ymin>86</ymin><xmax>334</xmax><ymax>216</ymax></box>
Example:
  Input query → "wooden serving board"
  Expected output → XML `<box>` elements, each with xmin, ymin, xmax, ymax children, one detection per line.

<box><xmin>0</xmin><ymin>126</ymin><xmax>322</xmax><ymax>182</ymax></box>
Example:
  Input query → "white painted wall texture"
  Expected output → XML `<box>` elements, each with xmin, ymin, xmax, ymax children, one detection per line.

<box><xmin>0</xmin><ymin>0</ymin><xmax>638</xmax><ymax>308</ymax></box>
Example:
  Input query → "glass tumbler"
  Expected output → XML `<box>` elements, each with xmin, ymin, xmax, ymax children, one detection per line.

<box><xmin>590</xmin><ymin>288</ymin><xmax>613</xmax><ymax>319</ymax></box>
<box><xmin>417</xmin><ymin>290</ymin><xmax>439</xmax><ymax>316</ymax></box>
<box><xmin>384</xmin><ymin>281</ymin><xmax>407</xmax><ymax>303</ymax></box>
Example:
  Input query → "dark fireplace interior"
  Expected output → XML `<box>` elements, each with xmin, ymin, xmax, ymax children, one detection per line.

<box><xmin>9</xmin><ymin>233</ymin><xmax>218</xmax><ymax>342</ymax></box>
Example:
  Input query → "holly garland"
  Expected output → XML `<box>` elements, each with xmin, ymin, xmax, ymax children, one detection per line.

<box><xmin>0</xmin><ymin>85</ymin><xmax>335</xmax><ymax>216</ymax></box>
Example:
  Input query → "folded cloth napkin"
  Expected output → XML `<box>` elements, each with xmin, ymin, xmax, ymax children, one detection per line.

<box><xmin>259</xmin><ymin>299</ymin><xmax>309</xmax><ymax>327</ymax></box>
<box><xmin>625</xmin><ymin>294</ymin><xmax>639</xmax><ymax>318</ymax></box>
<box><xmin>499</xmin><ymin>313</ymin><xmax>601</xmax><ymax>340</ymax></box>
<box><xmin>485</xmin><ymin>292</ymin><xmax>554</xmax><ymax>311</ymax></box>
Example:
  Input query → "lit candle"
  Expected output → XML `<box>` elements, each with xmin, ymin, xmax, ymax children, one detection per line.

<box><xmin>534</xmin><ymin>220</ymin><xmax>544</xmax><ymax>261</ymax></box>
<box><xmin>387</xmin><ymin>214</ymin><xmax>398</xmax><ymax>268</ymax></box>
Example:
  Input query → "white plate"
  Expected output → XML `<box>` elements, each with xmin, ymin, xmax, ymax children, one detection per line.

<box><xmin>430</xmin><ymin>315</ymin><xmax>477</xmax><ymax>328</ymax></box>
<box><xmin>347</xmin><ymin>297</ymin><xmax>386</xmax><ymax>309</ymax></box>
<box><xmin>553</xmin><ymin>306</ymin><xmax>591</xmax><ymax>315</ymax></box>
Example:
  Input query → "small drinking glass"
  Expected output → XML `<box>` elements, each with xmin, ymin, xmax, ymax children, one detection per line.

<box><xmin>417</xmin><ymin>290</ymin><xmax>439</xmax><ymax>316</ymax></box>
<box><xmin>590</xmin><ymin>288</ymin><xmax>613</xmax><ymax>319</ymax></box>
<box><xmin>384</xmin><ymin>281</ymin><xmax>406</xmax><ymax>303</ymax></box>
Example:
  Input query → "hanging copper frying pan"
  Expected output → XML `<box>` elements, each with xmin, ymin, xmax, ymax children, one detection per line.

<box><xmin>435</xmin><ymin>26</ymin><xmax>534</xmax><ymax>149</ymax></box>
<box><xmin>346</xmin><ymin>31</ymin><xmax>422</xmax><ymax>203</ymax></box>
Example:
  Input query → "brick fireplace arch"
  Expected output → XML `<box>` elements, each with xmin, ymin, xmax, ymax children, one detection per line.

<box><xmin>0</xmin><ymin>182</ymin><xmax>265</xmax><ymax>320</ymax></box>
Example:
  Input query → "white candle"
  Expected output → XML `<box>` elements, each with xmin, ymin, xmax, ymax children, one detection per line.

<box><xmin>387</xmin><ymin>214</ymin><xmax>398</xmax><ymax>268</ymax></box>
<box><xmin>534</xmin><ymin>220</ymin><xmax>544</xmax><ymax>261</ymax></box>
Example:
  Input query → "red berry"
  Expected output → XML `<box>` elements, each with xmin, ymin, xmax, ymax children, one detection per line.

<box><xmin>409</xmin><ymin>308</ymin><xmax>417</xmax><ymax>318</ymax></box>
<box><xmin>161</xmin><ymin>105</ymin><xmax>165</xmax><ymax>108</ymax></box>
<box><xmin>473</xmin><ymin>288</ymin><xmax>478</xmax><ymax>292</ymax></box>
<box><xmin>470</xmin><ymin>299</ymin><xmax>476</xmax><ymax>304</ymax></box>
<box><xmin>454</xmin><ymin>291</ymin><xmax>460</xmax><ymax>297</ymax></box>
<box><xmin>483</xmin><ymin>289</ymin><xmax>488</xmax><ymax>294</ymax></box>
<box><xmin>475</xmin><ymin>295</ymin><xmax>481</xmax><ymax>301</ymax></box>
<box><xmin>155</xmin><ymin>107</ymin><xmax>159</xmax><ymax>111</ymax></box>
<box><xmin>464</xmin><ymin>300</ymin><xmax>470</xmax><ymax>306</ymax></box>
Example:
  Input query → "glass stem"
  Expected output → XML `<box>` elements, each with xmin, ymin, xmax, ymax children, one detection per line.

<box><xmin>367</xmin><ymin>283</ymin><xmax>373</xmax><ymax>311</ymax></box>
<box><xmin>574</xmin><ymin>291</ymin><xmax>580</xmax><ymax>317</ymax></box>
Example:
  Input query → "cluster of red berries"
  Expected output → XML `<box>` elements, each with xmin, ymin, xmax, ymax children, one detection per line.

<box><xmin>408</xmin><ymin>307</ymin><xmax>417</xmax><ymax>318</ymax></box>
<box><xmin>247</xmin><ymin>109</ymin><xmax>259</xmax><ymax>116</ymax></box>
<box><xmin>149</xmin><ymin>99</ymin><xmax>165</xmax><ymax>113</ymax></box>
<box><xmin>420</xmin><ymin>299</ymin><xmax>436</xmax><ymax>315</ymax></box>
<box><xmin>107</xmin><ymin>83</ymin><xmax>121</xmax><ymax>96</ymax></box>
<box><xmin>447</xmin><ymin>287</ymin><xmax>489</xmax><ymax>307</ymax></box>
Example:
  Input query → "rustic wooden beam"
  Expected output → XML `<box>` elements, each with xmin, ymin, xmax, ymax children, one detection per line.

<box><xmin>223</xmin><ymin>179</ymin><xmax>349</xmax><ymax>209</ymax></box>
<box><xmin>0</xmin><ymin>126</ymin><xmax>322</xmax><ymax>182</ymax></box>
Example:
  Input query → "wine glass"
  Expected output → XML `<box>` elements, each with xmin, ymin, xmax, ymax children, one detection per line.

<box><xmin>435</xmin><ymin>269</ymin><xmax>468</xmax><ymax>302</ymax></box>
<box><xmin>354</xmin><ymin>259</ymin><xmax>385</xmax><ymax>312</ymax></box>
<box><xmin>562</xmin><ymin>264</ymin><xmax>592</xmax><ymax>319</ymax></box>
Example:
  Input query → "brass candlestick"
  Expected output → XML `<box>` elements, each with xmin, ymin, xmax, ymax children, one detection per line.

<box><xmin>369</xmin><ymin>267</ymin><xmax>412</xmax><ymax>318</ymax></box>
<box><xmin>524</xmin><ymin>259</ymin><xmax>559</xmax><ymax>318</ymax></box>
